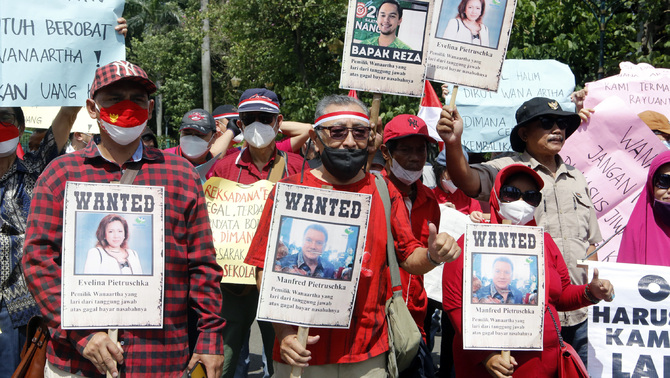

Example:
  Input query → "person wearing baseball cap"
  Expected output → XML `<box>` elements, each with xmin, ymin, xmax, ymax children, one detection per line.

<box><xmin>379</xmin><ymin>114</ymin><xmax>440</xmax><ymax>375</ymax></box>
<box><xmin>438</xmin><ymin>96</ymin><xmax>601</xmax><ymax>366</ymax></box>
<box><xmin>212</xmin><ymin>104</ymin><xmax>242</xmax><ymax>143</ymax></box>
<box><xmin>22</xmin><ymin>60</ymin><xmax>226</xmax><ymax>378</ymax></box>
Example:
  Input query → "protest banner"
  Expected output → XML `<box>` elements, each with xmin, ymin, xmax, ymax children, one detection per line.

<box><xmin>424</xmin><ymin>204</ymin><xmax>471</xmax><ymax>302</ymax></box>
<box><xmin>586</xmin><ymin>62</ymin><xmax>670</xmax><ymax>118</ymax></box>
<box><xmin>203</xmin><ymin>177</ymin><xmax>274</xmax><ymax>285</ymax></box>
<box><xmin>462</xmin><ymin>223</ymin><xmax>545</xmax><ymax>350</ymax></box>
<box><xmin>61</xmin><ymin>182</ymin><xmax>165</xmax><ymax>329</ymax></box>
<box><xmin>340</xmin><ymin>0</ymin><xmax>434</xmax><ymax>97</ymax></box>
<box><xmin>257</xmin><ymin>183</ymin><xmax>371</xmax><ymax>328</ymax></box>
<box><xmin>425</xmin><ymin>0</ymin><xmax>517</xmax><ymax>91</ymax></box>
<box><xmin>22</xmin><ymin>106</ymin><xmax>100</xmax><ymax>133</ymax></box>
<box><xmin>586</xmin><ymin>261</ymin><xmax>670</xmax><ymax>377</ymax></box>
<box><xmin>445</xmin><ymin>59</ymin><xmax>575</xmax><ymax>152</ymax></box>
<box><xmin>0</xmin><ymin>0</ymin><xmax>126</xmax><ymax>106</ymax></box>
<box><xmin>561</xmin><ymin>96</ymin><xmax>666</xmax><ymax>262</ymax></box>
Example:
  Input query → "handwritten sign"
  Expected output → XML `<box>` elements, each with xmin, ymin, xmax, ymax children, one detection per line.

<box><xmin>340</xmin><ymin>0</ymin><xmax>434</xmax><ymax>97</ymax></box>
<box><xmin>425</xmin><ymin>0</ymin><xmax>517</xmax><ymax>91</ymax></box>
<box><xmin>561</xmin><ymin>97</ymin><xmax>666</xmax><ymax>262</ymax></box>
<box><xmin>257</xmin><ymin>183</ymin><xmax>371</xmax><ymax>328</ymax></box>
<box><xmin>586</xmin><ymin>62</ymin><xmax>670</xmax><ymax>118</ymax></box>
<box><xmin>448</xmin><ymin>59</ymin><xmax>575</xmax><ymax>152</ymax></box>
<box><xmin>203</xmin><ymin>178</ymin><xmax>273</xmax><ymax>285</ymax></box>
<box><xmin>462</xmin><ymin>223</ymin><xmax>545</xmax><ymax>350</ymax></box>
<box><xmin>61</xmin><ymin>182</ymin><xmax>165</xmax><ymax>329</ymax></box>
<box><xmin>22</xmin><ymin>106</ymin><xmax>100</xmax><ymax>133</ymax></box>
<box><xmin>0</xmin><ymin>0</ymin><xmax>126</xmax><ymax>106</ymax></box>
<box><xmin>586</xmin><ymin>261</ymin><xmax>670</xmax><ymax>378</ymax></box>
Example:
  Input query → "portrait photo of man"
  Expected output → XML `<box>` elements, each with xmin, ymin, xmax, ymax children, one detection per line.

<box><xmin>360</xmin><ymin>0</ymin><xmax>412</xmax><ymax>49</ymax></box>
<box><xmin>274</xmin><ymin>223</ymin><xmax>335</xmax><ymax>278</ymax></box>
<box><xmin>472</xmin><ymin>254</ymin><xmax>538</xmax><ymax>305</ymax></box>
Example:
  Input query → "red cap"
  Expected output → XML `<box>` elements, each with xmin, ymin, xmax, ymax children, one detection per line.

<box><xmin>90</xmin><ymin>60</ymin><xmax>156</xmax><ymax>98</ymax></box>
<box><xmin>383</xmin><ymin>114</ymin><xmax>437</xmax><ymax>144</ymax></box>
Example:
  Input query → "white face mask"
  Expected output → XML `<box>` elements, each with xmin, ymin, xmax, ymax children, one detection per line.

<box><xmin>0</xmin><ymin>136</ymin><xmax>19</xmax><ymax>157</ymax></box>
<box><xmin>180</xmin><ymin>135</ymin><xmax>211</xmax><ymax>159</ymax></box>
<box><xmin>498</xmin><ymin>200</ymin><xmax>536</xmax><ymax>225</ymax></box>
<box><xmin>99</xmin><ymin>122</ymin><xmax>146</xmax><ymax>145</ymax></box>
<box><xmin>441</xmin><ymin>178</ymin><xmax>458</xmax><ymax>193</ymax></box>
<box><xmin>243</xmin><ymin>121</ymin><xmax>276</xmax><ymax>148</ymax></box>
<box><xmin>389</xmin><ymin>158</ymin><xmax>423</xmax><ymax>185</ymax></box>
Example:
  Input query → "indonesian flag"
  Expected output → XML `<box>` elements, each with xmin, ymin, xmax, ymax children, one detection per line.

<box><xmin>16</xmin><ymin>143</ymin><xmax>24</xmax><ymax>159</ymax></box>
<box><xmin>417</xmin><ymin>80</ymin><xmax>443</xmax><ymax>142</ymax></box>
<box><xmin>348</xmin><ymin>90</ymin><xmax>358</xmax><ymax>99</ymax></box>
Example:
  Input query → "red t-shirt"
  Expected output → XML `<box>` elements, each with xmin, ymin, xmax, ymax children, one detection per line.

<box><xmin>441</xmin><ymin>233</ymin><xmax>591</xmax><ymax>377</ymax></box>
<box><xmin>245</xmin><ymin>170</ymin><xmax>423</xmax><ymax>365</ymax></box>
<box><xmin>207</xmin><ymin>146</ymin><xmax>305</xmax><ymax>182</ymax></box>
<box><xmin>432</xmin><ymin>186</ymin><xmax>482</xmax><ymax>215</ymax></box>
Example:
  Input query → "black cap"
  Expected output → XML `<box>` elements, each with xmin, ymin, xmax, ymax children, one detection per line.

<box><xmin>179</xmin><ymin>109</ymin><xmax>216</xmax><ymax>135</ymax></box>
<box><xmin>510</xmin><ymin>97</ymin><xmax>580</xmax><ymax>153</ymax></box>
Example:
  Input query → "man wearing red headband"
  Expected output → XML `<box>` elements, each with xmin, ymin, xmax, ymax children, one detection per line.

<box><xmin>22</xmin><ymin>60</ymin><xmax>225</xmax><ymax>378</ymax></box>
<box><xmin>244</xmin><ymin>94</ymin><xmax>461</xmax><ymax>376</ymax></box>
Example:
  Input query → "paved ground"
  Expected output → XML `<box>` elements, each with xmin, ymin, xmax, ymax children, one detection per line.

<box><xmin>245</xmin><ymin>321</ymin><xmax>444</xmax><ymax>377</ymax></box>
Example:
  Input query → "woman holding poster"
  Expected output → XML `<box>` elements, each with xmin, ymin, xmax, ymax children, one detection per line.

<box><xmin>617</xmin><ymin>151</ymin><xmax>670</xmax><ymax>266</ymax></box>
<box><xmin>442</xmin><ymin>164</ymin><xmax>614</xmax><ymax>377</ymax></box>
<box><xmin>84</xmin><ymin>214</ymin><xmax>143</xmax><ymax>275</ymax></box>
<box><xmin>442</xmin><ymin>0</ymin><xmax>490</xmax><ymax>47</ymax></box>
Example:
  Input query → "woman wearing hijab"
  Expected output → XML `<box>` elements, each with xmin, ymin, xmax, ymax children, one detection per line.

<box><xmin>442</xmin><ymin>164</ymin><xmax>614</xmax><ymax>377</ymax></box>
<box><xmin>617</xmin><ymin>150</ymin><xmax>670</xmax><ymax>266</ymax></box>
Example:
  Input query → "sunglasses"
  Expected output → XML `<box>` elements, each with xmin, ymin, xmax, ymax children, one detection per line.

<box><xmin>654</xmin><ymin>173</ymin><xmax>670</xmax><ymax>190</ymax></box>
<box><xmin>500</xmin><ymin>185</ymin><xmax>542</xmax><ymax>207</ymax></box>
<box><xmin>240</xmin><ymin>113</ymin><xmax>275</xmax><ymax>126</ymax></box>
<box><xmin>538</xmin><ymin>116</ymin><xmax>571</xmax><ymax>131</ymax></box>
<box><xmin>315</xmin><ymin>125</ymin><xmax>371</xmax><ymax>141</ymax></box>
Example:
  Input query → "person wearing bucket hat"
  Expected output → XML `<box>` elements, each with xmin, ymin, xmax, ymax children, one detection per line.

<box><xmin>22</xmin><ymin>60</ymin><xmax>226</xmax><ymax>378</ymax></box>
<box><xmin>638</xmin><ymin>110</ymin><xmax>670</xmax><ymax>148</ymax></box>
<box><xmin>437</xmin><ymin>97</ymin><xmax>601</xmax><ymax>366</ymax></box>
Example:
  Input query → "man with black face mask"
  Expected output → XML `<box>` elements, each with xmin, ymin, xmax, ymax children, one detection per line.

<box><xmin>244</xmin><ymin>94</ymin><xmax>461</xmax><ymax>376</ymax></box>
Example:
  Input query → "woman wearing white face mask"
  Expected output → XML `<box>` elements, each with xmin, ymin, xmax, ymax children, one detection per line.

<box><xmin>432</xmin><ymin>149</ymin><xmax>485</xmax><ymax>223</ymax></box>
<box><xmin>442</xmin><ymin>164</ymin><xmax>615</xmax><ymax>378</ymax></box>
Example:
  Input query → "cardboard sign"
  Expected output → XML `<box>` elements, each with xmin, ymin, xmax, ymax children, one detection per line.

<box><xmin>61</xmin><ymin>182</ymin><xmax>165</xmax><ymax>329</ymax></box>
<box><xmin>425</xmin><ymin>0</ymin><xmax>517</xmax><ymax>91</ymax></box>
<box><xmin>0</xmin><ymin>0</ymin><xmax>126</xmax><ymax>106</ymax></box>
<box><xmin>586</xmin><ymin>261</ymin><xmax>670</xmax><ymax>378</ymax></box>
<box><xmin>257</xmin><ymin>183</ymin><xmax>371</xmax><ymax>328</ymax></box>
<box><xmin>462</xmin><ymin>223</ymin><xmax>545</xmax><ymax>350</ymax></box>
<box><xmin>22</xmin><ymin>106</ymin><xmax>100</xmax><ymax>133</ymax></box>
<box><xmin>561</xmin><ymin>96</ymin><xmax>666</xmax><ymax>261</ymax></box>
<box><xmin>340</xmin><ymin>0</ymin><xmax>434</xmax><ymax>97</ymax></box>
<box><xmin>204</xmin><ymin>178</ymin><xmax>274</xmax><ymax>284</ymax></box>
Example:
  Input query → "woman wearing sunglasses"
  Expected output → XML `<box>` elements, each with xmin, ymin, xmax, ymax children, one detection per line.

<box><xmin>617</xmin><ymin>151</ymin><xmax>670</xmax><ymax>265</ymax></box>
<box><xmin>442</xmin><ymin>164</ymin><xmax>614</xmax><ymax>377</ymax></box>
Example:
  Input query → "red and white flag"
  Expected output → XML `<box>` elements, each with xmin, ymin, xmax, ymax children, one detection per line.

<box><xmin>348</xmin><ymin>89</ymin><xmax>358</xmax><ymax>99</ymax></box>
<box><xmin>417</xmin><ymin>80</ymin><xmax>443</xmax><ymax>141</ymax></box>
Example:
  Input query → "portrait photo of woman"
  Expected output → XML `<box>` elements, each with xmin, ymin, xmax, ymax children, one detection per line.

<box><xmin>83</xmin><ymin>214</ymin><xmax>144</xmax><ymax>275</ymax></box>
<box><xmin>442</xmin><ymin>0</ymin><xmax>490</xmax><ymax>47</ymax></box>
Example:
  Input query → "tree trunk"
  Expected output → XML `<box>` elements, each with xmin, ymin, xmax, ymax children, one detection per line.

<box><xmin>156</xmin><ymin>80</ymin><xmax>163</xmax><ymax>137</ymax></box>
<box><xmin>201</xmin><ymin>0</ymin><xmax>212</xmax><ymax>113</ymax></box>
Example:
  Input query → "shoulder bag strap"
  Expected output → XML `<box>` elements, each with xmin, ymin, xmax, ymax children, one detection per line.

<box><xmin>267</xmin><ymin>150</ymin><xmax>287</xmax><ymax>183</ymax></box>
<box><xmin>547</xmin><ymin>305</ymin><xmax>566</xmax><ymax>348</ymax></box>
<box><xmin>373</xmin><ymin>172</ymin><xmax>403</xmax><ymax>299</ymax></box>
<box><xmin>120</xmin><ymin>161</ymin><xmax>142</xmax><ymax>185</ymax></box>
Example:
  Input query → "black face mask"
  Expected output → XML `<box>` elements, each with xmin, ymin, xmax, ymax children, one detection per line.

<box><xmin>653</xmin><ymin>199</ymin><xmax>670</xmax><ymax>227</ymax></box>
<box><xmin>316</xmin><ymin>132</ymin><xmax>368</xmax><ymax>182</ymax></box>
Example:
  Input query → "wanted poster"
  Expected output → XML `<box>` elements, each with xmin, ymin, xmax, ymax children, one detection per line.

<box><xmin>340</xmin><ymin>0</ymin><xmax>434</xmax><ymax>97</ymax></box>
<box><xmin>204</xmin><ymin>177</ymin><xmax>274</xmax><ymax>284</ymax></box>
<box><xmin>426</xmin><ymin>0</ymin><xmax>517</xmax><ymax>91</ymax></box>
<box><xmin>463</xmin><ymin>223</ymin><xmax>545</xmax><ymax>350</ymax></box>
<box><xmin>61</xmin><ymin>182</ymin><xmax>165</xmax><ymax>329</ymax></box>
<box><xmin>257</xmin><ymin>183</ymin><xmax>371</xmax><ymax>328</ymax></box>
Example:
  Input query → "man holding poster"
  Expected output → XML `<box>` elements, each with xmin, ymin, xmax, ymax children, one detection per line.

<box><xmin>245</xmin><ymin>94</ymin><xmax>461</xmax><ymax>376</ymax></box>
<box><xmin>22</xmin><ymin>61</ymin><xmax>225</xmax><ymax>377</ymax></box>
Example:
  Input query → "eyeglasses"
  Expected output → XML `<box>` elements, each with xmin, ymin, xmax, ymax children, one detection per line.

<box><xmin>654</xmin><ymin>173</ymin><xmax>670</xmax><ymax>190</ymax></box>
<box><xmin>240</xmin><ymin>113</ymin><xmax>275</xmax><ymax>126</ymax></box>
<box><xmin>538</xmin><ymin>116</ymin><xmax>571</xmax><ymax>131</ymax></box>
<box><xmin>0</xmin><ymin>112</ymin><xmax>16</xmax><ymax>125</ymax></box>
<box><xmin>315</xmin><ymin>125</ymin><xmax>371</xmax><ymax>141</ymax></box>
<box><xmin>499</xmin><ymin>185</ymin><xmax>542</xmax><ymax>207</ymax></box>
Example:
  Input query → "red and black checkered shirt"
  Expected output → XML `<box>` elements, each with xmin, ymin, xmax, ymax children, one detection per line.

<box><xmin>22</xmin><ymin>143</ymin><xmax>225</xmax><ymax>376</ymax></box>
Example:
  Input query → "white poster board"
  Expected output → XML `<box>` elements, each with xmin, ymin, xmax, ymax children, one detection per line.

<box><xmin>257</xmin><ymin>183</ymin><xmax>371</xmax><ymax>328</ymax></box>
<box><xmin>340</xmin><ymin>0</ymin><xmax>434</xmax><ymax>97</ymax></box>
<box><xmin>462</xmin><ymin>223</ymin><xmax>545</xmax><ymax>350</ymax></box>
<box><xmin>426</xmin><ymin>0</ymin><xmax>517</xmax><ymax>91</ymax></box>
<box><xmin>586</xmin><ymin>261</ymin><xmax>670</xmax><ymax>378</ymax></box>
<box><xmin>61</xmin><ymin>182</ymin><xmax>165</xmax><ymax>329</ymax></box>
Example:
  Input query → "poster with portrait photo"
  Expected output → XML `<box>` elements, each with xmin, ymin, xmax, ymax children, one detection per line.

<box><xmin>61</xmin><ymin>182</ymin><xmax>165</xmax><ymax>329</ymax></box>
<box><xmin>426</xmin><ymin>0</ymin><xmax>517</xmax><ymax>91</ymax></box>
<box><xmin>257</xmin><ymin>183</ymin><xmax>371</xmax><ymax>328</ymax></box>
<box><xmin>462</xmin><ymin>223</ymin><xmax>545</xmax><ymax>350</ymax></box>
<box><xmin>341</xmin><ymin>0</ymin><xmax>435</xmax><ymax>97</ymax></box>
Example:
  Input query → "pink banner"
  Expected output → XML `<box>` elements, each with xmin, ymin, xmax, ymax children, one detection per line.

<box><xmin>561</xmin><ymin>96</ymin><xmax>666</xmax><ymax>261</ymax></box>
